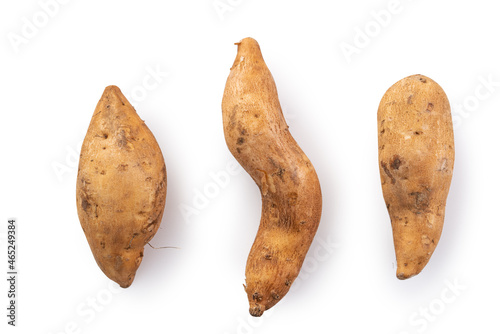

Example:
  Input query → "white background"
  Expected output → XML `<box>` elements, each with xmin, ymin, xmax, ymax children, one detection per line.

<box><xmin>1</xmin><ymin>0</ymin><xmax>499</xmax><ymax>333</ymax></box>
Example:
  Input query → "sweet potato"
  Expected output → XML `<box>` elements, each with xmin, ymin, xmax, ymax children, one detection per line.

<box><xmin>378</xmin><ymin>74</ymin><xmax>454</xmax><ymax>279</ymax></box>
<box><xmin>222</xmin><ymin>38</ymin><xmax>322</xmax><ymax>316</ymax></box>
<box><xmin>76</xmin><ymin>85</ymin><xmax>167</xmax><ymax>288</ymax></box>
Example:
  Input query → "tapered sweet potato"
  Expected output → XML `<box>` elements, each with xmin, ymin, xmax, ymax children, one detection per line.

<box><xmin>76</xmin><ymin>85</ymin><xmax>166</xmax><ymax>288</ymax></box>
<box><xmin>378</xmin><ymin>74</ymin><xmax>454</xmax><ymax>279</ymax></box>
<box><xmin>222</xmin><ymin>38</ymin><xmax>322</xmax><ymax>316</ymax></box>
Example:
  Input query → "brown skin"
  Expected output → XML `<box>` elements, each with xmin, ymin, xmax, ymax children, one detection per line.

<box><xmin>378</xmin><ymin>75</ymin><xmax>454</xmax><ymax>280</ymax></box>
<box><xmin>222</xmin><ymin>38</ymin><xmax>322</xmax><ymax>316</ymax></box>
<box><xmin>76</xmin><ymin>86</ymin><xmax>166</xmax><ymax>288</ymax></box>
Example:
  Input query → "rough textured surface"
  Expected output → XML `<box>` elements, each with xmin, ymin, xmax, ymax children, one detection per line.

<box><xmin>222</xmin><ymin>38</ymin><xmax>322</xmax><ymax>316</ymax></box>
<box><xmin>378</xmin><ymin>75</ymin><xmax>454</xmax><ymax>280</ymax></box>
<box><xmin>76</xmin><ymin>86</ymin><xmax>166</xmax><ymax>288</ymax></box>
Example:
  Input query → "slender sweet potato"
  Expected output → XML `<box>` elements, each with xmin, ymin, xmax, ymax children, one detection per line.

<box><xmin>378</xmin><ymin>74</ymin><xmax>454</xmax><ymax>279</ymax></box>
<box><xmin>222</xmin><ymin>38</ymin><xmax>322</xmax><ymax>316</ymax></box>
<box><xmin>76</xmin><ymin>85</ymin><xmax>166</xmax><ymax>288</ymax></box>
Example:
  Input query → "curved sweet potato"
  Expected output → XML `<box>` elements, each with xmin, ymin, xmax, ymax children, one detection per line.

<box><xmin>222</xmin><ymin>38</ymin><xmax>322</xmax><ymax>316</ymax></box>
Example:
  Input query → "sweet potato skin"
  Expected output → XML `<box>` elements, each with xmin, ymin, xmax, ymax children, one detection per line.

<box><xmin>76</xmin><ymin>86</ymin><xmax>166</xmax><ymax>288</ymax></box>
<box><xmin>222</xmin><ymin>38</ymin><xmax>322</xmax><ymax>316</ymax></box>
<box><xmin>378</xmin><ymin>75</ymin><xmax>454</xmax><ymax>279</ymax></box>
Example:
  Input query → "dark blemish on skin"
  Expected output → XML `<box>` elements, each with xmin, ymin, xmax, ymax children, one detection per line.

<box><xmin>100</xmin><ymin>170</ymin><xmax>106</xmax><ymax>175</ymax></box>
<box><xmin>237</xmin><ymin>137</ymin><xmax>245</xmax><ymax>145</ymax></box>
<box><xmin>103</xmin><ymin>134</ymin><xmax>108</xmax><ymax>139</ymax></box>
<box><xmin>410</xmin><ymin>192</ymin><xmax>429</xmax><ymax>211</ymax></box>
<box><xmin>380</xmin><ymin>128</ymin><xmax>385</xmax><ymax>135</ymax></box>
<box><xmin>268</xmin><ymin>157</ymin><xmax>279</xmax><ymax>168</ymax></box>
<box><xmin>100</xmin><ymin>241</ymin><xmax>105</xmax><ymax>249</ymax></box>
<box><xmin>117</xmin><ymin>139</ymin><xmax>126</xmax><ymax>148</ymax></box>
<box><xmin>240</xmin><ymin>129</ymin><xmax>247</xmax><ymax>135</ymax></box>
<box><xmin>106</xmin><ymin>105</ymin><xmax>110</xmax><ymax>109</ymax></box>
<box><xmin>300</xmin><ymin>221</ymin><xmax>306</xmax><ymax>225</ymax></box>
<box><xmin>252</xmin><ymin>292</ymin><xmax>263</xmax><ymax>302</ymax></box>
<box><xmin>381</xmin><ymin>161</ymin><xmax>396</xmax><ymax>184</ymax></box>
<box><xmin>102</xmin><ymin>147</ymin><xmax>106</xmax><ymax>150</ymax></box>
<box><xmin>118</xmin><ymin>164</ymin><xmax>129</xmax><ymax>172</ymax></box>
<box><xmin>386</xmin><ymin>203</ymin><xmax>390</xmax><ymax>210</ymax></box>
<box><xmin>236</xmin><ymin>148</ymin><xmax>241</xmax><ymax>154</ymax></box>
<box><xmin>265</xmin><ymin>254</ymin><xmax>272</xmax><ymax>260</ymax></box>
<box><xmin>285</xmin><ymin>280</ymin><xmax>291</xmax><ymax>286</ymax></box>
<box><xmin>272</xmin><ymin>293</ymin><xmax>280</xmax><ymax>300</ymax></box>
<box><xmin>145</xmin><ymin>177</ymin><xmax>152</xmax><ymax>182</ymax></box>
<box><xmin>407</xmin><ymin>95</ymin><xmax>413</xmax><ymax>104</ymax></box>
<box><xmin>277</xmin><ymin>168</ymin><xmax>285</xmax><ymax>178</ymax></box>
<box><xmin>82</xmin><ymin>198</ymin><xmax>89</xmax><ymax>211</ymax></box>
<box><xmin>117</xmin><ymin>129</ymin><xmax>133</xmax><ymax>149</ymax></box>
<box><xmin>95</xmin><ymin>204</ymin><xmax>99</xmax><ymax>218</ymax></box>
<box><xmin>426</xmin><ymin>103</ymin><xmax>434</xmax><ymax>112</ymax></box>
<box><xmin>390</xmin><ymin>155</ymin><xmax>402</xmax><ymax>170</ymax></box>
<box><xmin>414</xmin><ymin>131</ymin><xmax>422</xmax><ymax>135</ymax></box>
<box><xmin>404</xmin><ymin>263</ymin><xmax>408</xmax><ymax>267</ymax></box>
<box><xmin>419</xmin><ymin>77</ymin><xmax>427</xmax><ymax>83</ymax></box>
<box><xmin>254</xmin><ymin>114</ymin><xmax>259</xmax><ymax>118</ymax></box>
